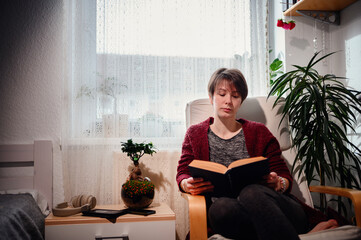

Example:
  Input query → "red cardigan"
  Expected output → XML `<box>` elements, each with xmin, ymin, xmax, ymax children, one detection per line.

<box><xmin>176</xmin><ymin>117</ymin><xmax>293</xmax><ymax>192</ymax></box>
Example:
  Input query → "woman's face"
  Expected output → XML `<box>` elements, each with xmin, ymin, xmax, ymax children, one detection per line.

<box><xmin>209</xmin><ymin>80</ymin><xmax>243</xmax><ymax>120</ymax></box>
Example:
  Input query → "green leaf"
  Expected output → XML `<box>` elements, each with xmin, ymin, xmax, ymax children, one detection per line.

<box><xmin>270</xmin><ymin>58</ymin><xmax>283</xmax><ymax>71</ymax></box>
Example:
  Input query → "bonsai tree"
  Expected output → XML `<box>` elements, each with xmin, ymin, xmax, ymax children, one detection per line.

<box><xmin>121</xmin><ymin>139</ymin><xmax>157</xmax><ymax>181</ymax></box>
<box><xmin>120</xmin><ymin>139</ymin><xmax>157</xmax><ymax>208</ymax></box>
<box><xmin>268</xmin><ymin>51</ymin><xmax>361</xmax><ymax>213</ymax></box>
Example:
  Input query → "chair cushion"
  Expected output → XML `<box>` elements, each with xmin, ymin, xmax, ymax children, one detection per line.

<box><xmin>299</xmin><ymin>225</ymin><xmax>361</xmax><ymax>240</ymax></box>
<box><xmin>208</xmin><ymin>226</ymin><xmax>361</xmax><ymax>240</ymax></box>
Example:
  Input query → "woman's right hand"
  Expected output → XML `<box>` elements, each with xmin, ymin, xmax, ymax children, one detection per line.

<box><xmin>181</xmin><ymin>177</ymin><xmax>214</xmax><ymax>195</ymax></box>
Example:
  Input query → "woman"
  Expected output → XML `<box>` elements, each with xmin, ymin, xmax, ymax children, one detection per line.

<box><xmin>176</xmin><ymin>68</ymin><xmax>338</xmax><ymax>240</ymax></box>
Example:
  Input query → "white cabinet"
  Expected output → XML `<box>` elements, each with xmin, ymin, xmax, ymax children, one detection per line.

<box><xmin>45</xmin><ymin>203</ymin><xmax>176</xmax><ymax>240</ymax></box>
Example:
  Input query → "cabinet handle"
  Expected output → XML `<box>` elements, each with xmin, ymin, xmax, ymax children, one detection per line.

<box><xmin>95</xmin><ymin>235</ymin><xmax>129</xmax><ymax>240</ymax></box>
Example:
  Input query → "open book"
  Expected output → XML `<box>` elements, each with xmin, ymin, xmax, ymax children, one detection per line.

<box><xmin>188</xmin><ymin>156</ymin><xmax>269</xmax><ymax>197</ymax></box>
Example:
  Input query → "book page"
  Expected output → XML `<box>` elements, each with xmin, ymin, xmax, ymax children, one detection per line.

<box><xmin>228</xmin><ymin>156</ymin><xmax>267</xmax><ymax>169</ymax></box>
<box><xmin>189</xmin><ymin>160</ymin><xmax>228</xmax><ymax>174</ymax></box>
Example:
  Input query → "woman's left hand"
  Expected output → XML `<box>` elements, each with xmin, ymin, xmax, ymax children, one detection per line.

<box><xmin>264</xmin><ymin>172</ymin><xmax>288</xmax><ymax>192</ymax></box>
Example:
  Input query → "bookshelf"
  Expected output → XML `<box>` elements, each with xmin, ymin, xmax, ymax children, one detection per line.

<box><xmin>283</xmin><ymin>0</ymin><xmax>358</xmax><ymax>24</ymax></box>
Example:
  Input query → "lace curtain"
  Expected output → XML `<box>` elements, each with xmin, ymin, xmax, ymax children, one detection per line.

<box><xmin>62</xmin><ymin>1</ymin><xmax>268</xmax><ymax>239</ymax></box>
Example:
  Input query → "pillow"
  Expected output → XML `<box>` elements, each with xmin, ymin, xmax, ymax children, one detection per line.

<box><xmin>0</xmin><ymin>189</ymin><xmax>50</xmax><ymax>216</ymax></box>
<box><xmin>209</xmin><ymin>226</ymin><xmax>361</xmax><ymax>240</ymax></box>
<box><xmin>299</xmin><ymin>225</ymin><xmax>361</xmax><ymax>240</ymax></box>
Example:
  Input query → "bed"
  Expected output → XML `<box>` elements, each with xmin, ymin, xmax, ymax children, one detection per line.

<box><xmin>0</xmin><ymin>140</ymin><xmax>52</xmax><ymax>240</ymax></box>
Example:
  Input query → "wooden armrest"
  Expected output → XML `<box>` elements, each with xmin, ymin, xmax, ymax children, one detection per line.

<box><xmin>182</xmin><ymin>193</ymin><xmax>208</xmax><ymax>240</ymax></box>
<box><xmin>309</xmin><ymin>185</ymin><xmax>361</xmax><ymax>227</ymax></box>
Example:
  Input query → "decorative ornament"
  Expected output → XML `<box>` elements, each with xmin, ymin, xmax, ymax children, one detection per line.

<box><xmin>277</xmin><ymin>19</ymin><xmax>296</xmax><ymax>30</ymax></box>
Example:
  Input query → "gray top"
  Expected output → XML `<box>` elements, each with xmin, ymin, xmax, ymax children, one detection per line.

<box><xmin>208</xmin><ymin>127</ymin><xmax>250</xmax><ymax>167</ymax></box>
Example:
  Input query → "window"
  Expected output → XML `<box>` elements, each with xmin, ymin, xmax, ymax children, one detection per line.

<box><xmin>69</xmin><ymin>0</ymin><xmax>268</xmax><ymax>149</ymax></box>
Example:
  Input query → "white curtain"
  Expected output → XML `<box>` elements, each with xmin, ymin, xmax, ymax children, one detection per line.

<box><xmin>62</xmin><ymin>1</ymin><xmax>268</xmax><ymax>239</ymax></box>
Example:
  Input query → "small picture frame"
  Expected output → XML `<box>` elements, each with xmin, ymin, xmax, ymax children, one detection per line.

<box><xmin>82</xmin><ymin>209</ymin><xmax>128</xmax><ymax>219</ymax></box>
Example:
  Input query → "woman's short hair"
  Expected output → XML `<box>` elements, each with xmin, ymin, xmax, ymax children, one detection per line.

<box><xmin>208</xmin><ymin>68</ymin><xmax>248</xmax><ymax>101</ymax></box>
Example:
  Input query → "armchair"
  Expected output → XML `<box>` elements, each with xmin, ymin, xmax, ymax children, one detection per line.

<box><xmin>182</xmin><ymin>96</ymin><xmax>361</xmax><ymax>240</ymax></box>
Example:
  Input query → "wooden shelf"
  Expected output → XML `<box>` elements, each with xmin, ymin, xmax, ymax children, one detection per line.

<box><xmin>284</xmin><ymin>0</ymin><xmax>358</xmax><ymax>16</ymax></box>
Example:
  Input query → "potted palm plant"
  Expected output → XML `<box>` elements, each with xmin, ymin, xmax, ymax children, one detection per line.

<box><xmin>268</xmin><ymin>51</ymin><xmax>361</xmax><ymax>214</ymax></box>
<box><xmin>120</xmin><ymin>139</ymin><xmax>157</xmax><ymax>209</ymax></box>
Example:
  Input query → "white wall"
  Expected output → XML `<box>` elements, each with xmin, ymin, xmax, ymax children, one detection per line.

<box><xmin>0</xmin><ymin>0</ymin><xmax>64</xmax><ymax>205</ymax></box>
<box><xmin>333</xmin><ymin>0</ymin><xmax>361</xmax><ymax>150</ymax></box>
<box><xmin>282</xmin><ymin>1</ymin><xmax>361</xmax><ymax>83</ymax></box>
<box><xmin>330</xmin><ymin>1</ymin><xmax>361</xmax><ymax>91</ymax></box>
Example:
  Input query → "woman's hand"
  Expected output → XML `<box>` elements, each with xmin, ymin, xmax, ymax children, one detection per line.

<box><xmin>264</xmin><ymin>172</ymin><xmax>289</xmax><ymax>193</ymax></box>
<box><xmin>181</xmin><ymin>177</ymin><xmax>214</xmax><ymax>195</ymax></box>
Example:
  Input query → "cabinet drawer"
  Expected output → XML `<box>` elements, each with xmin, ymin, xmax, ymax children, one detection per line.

<box><xmin>45</xmin><ymin>220</ymin><xmax>175</xmax><ymax>240</ymax></box>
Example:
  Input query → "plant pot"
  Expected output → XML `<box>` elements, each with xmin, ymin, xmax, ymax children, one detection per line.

<box><xmin>121</xmin><ymin>180</ymin><xmax>155</xmax><ymax>209</ymax></box>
